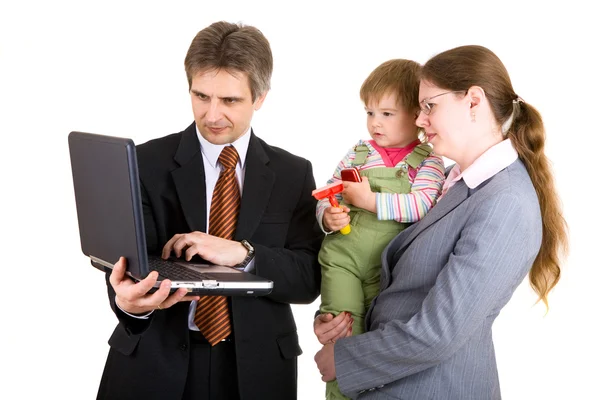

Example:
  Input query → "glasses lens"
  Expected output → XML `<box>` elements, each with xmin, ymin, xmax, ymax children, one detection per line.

<box><xmin>420</xmin><ymin>101</ymin><xmax>430</xmax><ymax>115</ymax></box>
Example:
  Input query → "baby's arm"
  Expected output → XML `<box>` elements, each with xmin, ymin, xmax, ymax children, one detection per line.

<box><xmin>316</xmin><ymin>142</ymin><xmax>364</xmax><ymax>232</ymax></box>
<box><xmin>377</xmin><ymin>154</ymin><xmax>445</xmax><ymax>222</ymax></box>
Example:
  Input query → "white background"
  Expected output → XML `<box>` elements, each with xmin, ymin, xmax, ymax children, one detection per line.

<box><xmin>1</xmin><ymin>1</ymin><xmax>598</xmax><ymax>399</ymax></box>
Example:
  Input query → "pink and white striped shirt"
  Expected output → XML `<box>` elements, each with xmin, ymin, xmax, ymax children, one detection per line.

<box><xmin>317</xmin><ymin>139</ymin><xmax>446</xmax><ymax>229</ymax></box>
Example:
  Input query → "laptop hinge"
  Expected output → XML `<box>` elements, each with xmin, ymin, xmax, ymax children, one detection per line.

<box><xmin>90</xmin><ymin>256</ymin><xmax>115</xmax><ymax>269</ymax></box>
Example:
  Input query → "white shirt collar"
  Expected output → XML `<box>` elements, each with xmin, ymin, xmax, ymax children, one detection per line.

<box><xmin>195</xmin><ymin>125</ymin><xmax>251</xmax><ymax>169</ymax></box>
<box><xmin>450</xmin><ymin>139</ymin><xmax>518</xmax><ymax>189</ymax></box>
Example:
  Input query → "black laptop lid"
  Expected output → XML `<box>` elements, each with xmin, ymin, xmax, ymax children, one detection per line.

<box><xmin>68</xmin><ymin>131</ymin><xmax>149</xmax><ymax>278</ymax></box>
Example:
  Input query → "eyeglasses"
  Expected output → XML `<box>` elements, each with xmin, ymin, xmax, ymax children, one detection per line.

<box><xmin>419</xmin><ymin>90</ymin><xmax>465</xmax><ymax>115</ymax></box>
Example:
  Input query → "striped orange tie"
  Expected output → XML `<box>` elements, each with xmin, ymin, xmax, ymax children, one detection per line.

<box><xmin>194</xmin><ymin>145</ymin><xmax>240</xmax><ymax>345</ymax></box>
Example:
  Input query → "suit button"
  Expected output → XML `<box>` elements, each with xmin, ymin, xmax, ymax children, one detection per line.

<box><xmin>180</xmin><ymin>344</ymin><xmax>188</xmax><ymax>351</ymax></box>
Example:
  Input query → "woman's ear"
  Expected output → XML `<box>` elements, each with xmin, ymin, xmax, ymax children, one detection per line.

<box><xmin>467</xmin><ymin>86</ymin><xmax>486</xmax><ymax>110</ymax></box>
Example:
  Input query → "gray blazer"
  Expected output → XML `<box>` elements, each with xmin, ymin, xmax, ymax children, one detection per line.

<box><xmin>334</xmin><ymin>159</ymin><xmax>542</xmax><ymax>399</ymax></box>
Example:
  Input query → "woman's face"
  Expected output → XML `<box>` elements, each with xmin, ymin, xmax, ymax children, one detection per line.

<box><xmin>416</xmin><ymin>80</ymin><xmax>472</xmax><ymax>162</ymax></box>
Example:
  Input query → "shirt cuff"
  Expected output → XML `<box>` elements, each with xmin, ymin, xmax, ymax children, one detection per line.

<box><xmin>115</xmin><ymin>296</ymin><xmax>153</xmax><ymax>319</ymax></box>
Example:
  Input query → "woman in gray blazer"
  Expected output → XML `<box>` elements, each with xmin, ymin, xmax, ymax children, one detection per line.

<box><xmin>314</xmin><ymin>45</ymin><xmax>569</xmax><ymax>399</ymax></box>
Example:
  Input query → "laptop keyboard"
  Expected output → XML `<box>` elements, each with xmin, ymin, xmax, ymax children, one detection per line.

<box><xmin>148</xmin><ymin>257</ymin><xmax>212</xmax><ymax>281</ymax></box>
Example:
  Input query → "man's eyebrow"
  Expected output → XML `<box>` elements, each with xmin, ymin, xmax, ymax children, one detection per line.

<box><xmin>189</xmin><ymin>90</ymin><xmax>244</xmax><ymax>102</ymax></box>
<box><xmin>220</xmin><ymin>96</ymin><xmax>244</xmax><ymax>102</ymax></box>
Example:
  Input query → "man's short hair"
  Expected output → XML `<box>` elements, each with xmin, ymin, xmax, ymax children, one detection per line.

<box><xmin>184</xmin><ymin>21</ymin><xmax>273</xmax><ymax>102</ymax></box>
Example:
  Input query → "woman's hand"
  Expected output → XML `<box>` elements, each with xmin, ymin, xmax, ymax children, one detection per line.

<box><xmin>315</xmin><ymin>343</ymin><xmax>336</xmax><ymax>382</ymax></box>
<box><xmin>314</xmin><ymin>312</ymin><xmax>353</xmax><ymax>344</ymax></box>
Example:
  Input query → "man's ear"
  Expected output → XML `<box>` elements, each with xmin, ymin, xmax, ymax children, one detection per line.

<box><xmin>467</xmin><ymin>86</ymin><xmax>485</xmax><ymax>110</ymax></box>
<box><xmin>253</xmin><ymin>91</ymin><xmax>269</xmax><ymax>111</ymax></box>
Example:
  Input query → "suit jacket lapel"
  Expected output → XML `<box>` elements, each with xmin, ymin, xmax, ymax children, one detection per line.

<box><xmin>403</xmin><ymin>179</ymin><xmax>469</xmax><ymax>245</ymax></box>
<box><xmin>380</xmin><ymin>180</ymin><xmax>470</xmax><ymax>286</ymax></box>
<box><xmin>235</xmin><ymin>131</ymin><xmax>275</xmax><ymax>240</ymax></box>
<box><xmin>171</xmin><ymin>124</ymin><xmax>207</xmax><ymax>233</ymax></box>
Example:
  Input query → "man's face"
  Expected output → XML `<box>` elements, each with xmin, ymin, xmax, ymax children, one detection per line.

<box><xmin>190</xmin><ymin>69</ymin><xmax>266</xmax><ymax>145</ymax></box>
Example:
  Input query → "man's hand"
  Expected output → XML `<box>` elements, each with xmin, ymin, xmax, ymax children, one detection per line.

<box><xmin>314</xmin><ymin>312</ymin><xmax>353</xmax><ymax>345</ymax></box>
<box><xmin>162</xmin><ymin>231</ymin><xmax>248</xmax><ymax>267</ymax></box>
<box><xmin>342</xmin><ymin>177</ymin><xmax>376</xmax><ymax>213</ymax></box>
<box><xmin>323</xmin><ymin>206</ymin><xmax>351</xmax><ymax>232</ymax></box>
<box><xmin>315</xmin><ymin>343</ymin><xmax>336</xmax><ymax>382</ymax></box>
<box><xmin>110</xmin><ymin>257</ymin><xmax>197</xmax><ymax>315</ymax></box>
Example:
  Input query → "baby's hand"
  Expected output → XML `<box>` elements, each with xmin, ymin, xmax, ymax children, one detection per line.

<box><xmin>323</xmin><ymin>206</ymin><xmax>350</xmax><ymax>232</ymax></box>
<box><xmin>342</xmin><ymin>177</ymin><xmax>376</xmax><ymax>213</ymax></box>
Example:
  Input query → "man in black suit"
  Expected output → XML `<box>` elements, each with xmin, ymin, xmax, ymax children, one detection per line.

<box><xmin>97</xmin><ymin>21</ymin><xmax>323</xmax><ymax>400</ymax></box>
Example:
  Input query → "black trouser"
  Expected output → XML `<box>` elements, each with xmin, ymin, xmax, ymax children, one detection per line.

<box><xmin>182</xmin><ymin>330</ymin><xmax>239</xmax><ymax>400</ymax></box>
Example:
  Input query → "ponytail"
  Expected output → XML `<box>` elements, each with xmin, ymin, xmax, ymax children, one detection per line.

<box><xmin>507</xmin><ymin>103</ymin><xmax>568</xmax><ymax>308</ymax></box>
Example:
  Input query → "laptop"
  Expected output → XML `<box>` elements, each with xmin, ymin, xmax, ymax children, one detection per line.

<box><xmin>68</xmin><ymin>131</ymin><xmax>273</xmax><ymax>296</ymax></box>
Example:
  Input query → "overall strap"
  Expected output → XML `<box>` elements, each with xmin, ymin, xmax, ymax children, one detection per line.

<box><xmin>351</xmin><ymin>144</ymin><xmax>370</xmax><ymax>167</ymax></box>
<box><xmin>405</xmin><ymin>143</ymin><xmax>432</xmax><ymax>168</ymax></box>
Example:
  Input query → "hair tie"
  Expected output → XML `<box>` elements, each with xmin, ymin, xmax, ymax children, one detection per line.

<box><xmin>503</xmin><ymin>96</ymin><xmax>523</xmax><ymax>135</ymax></box>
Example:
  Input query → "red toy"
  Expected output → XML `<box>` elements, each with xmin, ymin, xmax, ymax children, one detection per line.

<box><xmin>312</xmin><ymin>182</ymin><xmax>351</xmax><ymax>235</ymax></box>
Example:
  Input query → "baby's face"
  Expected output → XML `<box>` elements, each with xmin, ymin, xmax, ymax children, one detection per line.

<box><xmin>365</xmin><ymin>92</ymin><xmax>419</xmax><ymax>148</ymax></box>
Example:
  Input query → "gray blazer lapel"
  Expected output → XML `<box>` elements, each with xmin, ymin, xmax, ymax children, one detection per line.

<box><xmin>379</xmin><ymin>180</ymin><xmax>470</xmax><ymax>286</ymax></box>
<box><xmin>235</xmin><ymin>132</ymin><xmax>276</xmax><ymax>240</ymax></box>
<box><xmin>402</xmin><ymin>180</ymin><xmax>469</xmax><ymax>245</ymax></box>
<box><xmin>171</xmin><ymin>129</ymin><xmax>207</xmax><ymax>233</ymax></box>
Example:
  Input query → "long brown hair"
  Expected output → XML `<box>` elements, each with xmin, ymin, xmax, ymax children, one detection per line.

<box><xmin>422</xmin><ymin>45</ymin><xmax>568</xmax><ymax>308</ymax></box>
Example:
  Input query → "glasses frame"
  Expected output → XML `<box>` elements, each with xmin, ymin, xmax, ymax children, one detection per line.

<box><xmin>419</xmin><ymin>90</ymin><xmax>466</xmax><ymax>115</ymax></box>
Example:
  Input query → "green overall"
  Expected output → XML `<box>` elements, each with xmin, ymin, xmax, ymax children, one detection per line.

<box><xmin>318</xmin><ymin>144</ymin><xmax>431</xmax><ymax>400</ymax></box>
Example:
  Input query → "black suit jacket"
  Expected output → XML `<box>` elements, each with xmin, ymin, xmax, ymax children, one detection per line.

<box><xmin>97</xmin><ymin>123</ymin><xmax>323</xmax><ymax>400</ymax></box>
